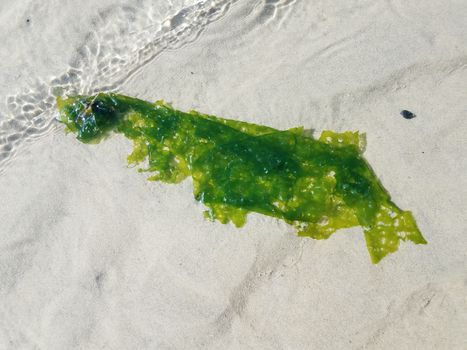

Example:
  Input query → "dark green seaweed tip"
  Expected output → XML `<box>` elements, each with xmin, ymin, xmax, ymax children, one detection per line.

<box><xmin>57</xmin><ymin>93</ymin><xmax>123</xmax><ymax>143</ymax></box>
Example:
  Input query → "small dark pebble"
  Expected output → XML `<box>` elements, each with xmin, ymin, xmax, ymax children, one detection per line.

<box><xmin>191</xmin><ymin>71</ymin><xmax>194</xmax><ymax>75</ymax></box>
<box><xmin>26</xmin><ymin>18</ymin><xmax>30</xmax><ymax>23</ymax></box>
<box><xmin>400</xmin><ymin>110</ymin><xmax>416</xmax><ymax>119</ymax></box>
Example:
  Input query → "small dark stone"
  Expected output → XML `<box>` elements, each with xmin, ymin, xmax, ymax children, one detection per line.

<box><xmin>400</xmin><ymin>110</ymin><xmax>416</xmax><ymax>119</ymax></box>
<box><xmin>95</xmin><ymin>271</ymin><xmax>105</xmax><ymax>288</ymax></box>
<box><xmin>191</xmin><ymin>71</ymin><xmax>194</xmax><ymax>75</ymax></box>
<box><xmin>26</xmin><ymin>18</ymin><xmax>30</xmax><ymax>23</ymax></box>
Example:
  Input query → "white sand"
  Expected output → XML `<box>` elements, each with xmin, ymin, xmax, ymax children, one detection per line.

<box><xmin>1</xmin><ymin>0</ymin><xmax>467</xmax><ymax>349</ymax></box>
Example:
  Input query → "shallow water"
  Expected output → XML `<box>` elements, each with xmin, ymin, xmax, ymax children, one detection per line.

<box><xmin>0</xmin><ymin>0</ymin><xmax>241</xmax><ymax>170</ymax></box>
<box><xmin>1</xmin><ymin>0</ymin><xmax>467</xmax><ymax>349</ymax></box>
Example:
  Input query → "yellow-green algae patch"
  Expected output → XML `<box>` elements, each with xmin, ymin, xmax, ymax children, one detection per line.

<box><xmin>57</xmin><ymin>93</ymin><xmax>426</xmax><ymax>263</ymax></box>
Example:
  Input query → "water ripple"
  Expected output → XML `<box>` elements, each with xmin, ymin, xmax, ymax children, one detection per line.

<box><xmin>0</xmin><ymin>0</ymin><xmax>236</xmax><ymax>173</ymax></box>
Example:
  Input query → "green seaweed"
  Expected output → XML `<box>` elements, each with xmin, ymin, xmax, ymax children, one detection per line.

<box><xmin>57</xmin><ymin>93</ymin><xmax>426</xmax><ymax>263</ymax></box>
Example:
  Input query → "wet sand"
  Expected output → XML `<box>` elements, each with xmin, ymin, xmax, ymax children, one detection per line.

<box><xmin>1</xmin><ymin>1</ymin><xmax>467</xmax><ymax>348</ymax></box>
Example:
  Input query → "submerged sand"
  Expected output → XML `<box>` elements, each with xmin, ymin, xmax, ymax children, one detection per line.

<box><xmin>1</xmin><ymin>0</ymin><xmax>467</xmax><ymax>349</ymax></box>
